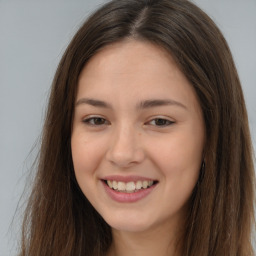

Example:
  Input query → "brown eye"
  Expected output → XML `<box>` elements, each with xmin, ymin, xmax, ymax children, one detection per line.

<box><xmin>148</xmin><ymin>118</ymin><xmax>174</xmax><ymax>127</ymax></box>
<box><xmin>83</xmin><ymin>117</ymin><xmax>109</xmax><ymax>126</ymax></box>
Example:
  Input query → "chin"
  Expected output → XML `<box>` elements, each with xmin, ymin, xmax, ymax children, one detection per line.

<box><xmin>109</xmin><ymin>221</ymin><xmax>151</xmax><ymax>233</ymax></box>
<box><xmin>103</xmin><ymin>212</ymin><xmax>156</xmax><ymax>233</ymax></box>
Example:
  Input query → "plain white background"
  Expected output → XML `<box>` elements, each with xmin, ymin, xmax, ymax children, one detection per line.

<box><xmin>0</xmin><ymin>0</ymin><xmax>255</xmax><ymax>255</ymax></box>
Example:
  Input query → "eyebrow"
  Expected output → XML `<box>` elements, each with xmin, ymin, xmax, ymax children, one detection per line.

<box><xmin>75</xmin><ymin>98</ymin><xmax>187</xmax><ymax>110</ymax></box>
<box><xmin>76</xmin><ymin>98</ymin><xmax>112</xmax><ymax>108</ymax></box>
<box><xmin>137</xmin><ymin>99</ymin><xmax>187</xmax><ymax>110</ymax></box>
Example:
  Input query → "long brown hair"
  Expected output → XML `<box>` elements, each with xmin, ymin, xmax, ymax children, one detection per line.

<box><xmin>19</xmin><ymin>0</ymin><xmax>255</xmax><ymax>255</ymax></box>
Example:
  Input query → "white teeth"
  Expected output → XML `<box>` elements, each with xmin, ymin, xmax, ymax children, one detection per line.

<box><xmin>112</xmin><ymin>181</ymin><xmax>118</xmax><ymax>190</ymax></box>
<box><xmin>117</xmin><ymin>181</ymin><xmax>126</xmax><ymax>191</ymax></box>
<box><xmin>136</xmin><ymin>180</ymin><xmax>142</xmax><ymax>190</ymax></box>
<box><xmin>126</xmin><ymin>181</ymin><xmax>136</xmax><ymax>191</ymax></box>
<box><xmin>107</xmin><ymin>180</ymin><xmax>112</xmax><ymax>188</ymax></box>
<box><xmin>106</xmin><ymin>180</ymin><xmax>155</xmax><ymax>192</ymax></box>
<box><xmin>148</xmin><ymin>181</ymin><xmax>153</xmax><ymax>186</ymax></box>
<box><xmin>142</xmin><ymin>181</ymin><xmax>148</xmax><ymax>189</ymax></box>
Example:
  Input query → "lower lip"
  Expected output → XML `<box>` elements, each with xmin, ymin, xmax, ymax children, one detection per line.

<box><xmin>102</xmin><ymin>181</ymin><xmax>157</xmax><ymax>203</ymax></box>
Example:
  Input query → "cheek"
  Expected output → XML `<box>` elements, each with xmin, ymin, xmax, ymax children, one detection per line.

<box><xmin>152</xmin><ymin>137</ymin><xmax>202</xmax><ymax>169</ymax></box>
<box><xmin>147</xmin><ymin>127</ymin><xmax>204</xmax><ymax>186</ymax></box>
<box><xmin>71</xmin><ymin>133</ymin><xmax>105</xmax><ymax>179</ymax></box>
<box><xmin>71</xmin><ymin>133</ymin><xmax>107</xmax><ymax>205</ymax></box>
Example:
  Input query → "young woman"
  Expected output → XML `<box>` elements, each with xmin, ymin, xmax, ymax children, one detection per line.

<box><xmin>19</xmin><ymin>0</ymin><xmax>255</xmax><ymax>255</ymax></box>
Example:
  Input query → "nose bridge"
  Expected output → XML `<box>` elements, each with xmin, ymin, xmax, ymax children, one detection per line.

<box><xmin>106</xmin><ymin>121</ymin><xmax>144</xmax><ymax>167</ymax></box>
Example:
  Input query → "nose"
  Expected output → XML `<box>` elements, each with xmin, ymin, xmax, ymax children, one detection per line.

<box><xmin>106</xmin><ymin>124</ymin><xmax>145</xmax><ymax>168</ymax></box>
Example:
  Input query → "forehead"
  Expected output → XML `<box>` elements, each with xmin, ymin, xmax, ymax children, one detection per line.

<box><xmin>77</xmin><ymin>39</ymin><xmax>199</xmax><ymax>111</ymax></box>
<box><xmin>79</xmin><ymin>39</ymin><xmax>176</xmax><ymax>80</ymax></box>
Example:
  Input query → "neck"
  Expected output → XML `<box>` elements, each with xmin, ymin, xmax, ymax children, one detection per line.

<box><xmin>107</xmin><ymin>221</ymin><xmax>183</xmax><ymax>256</ymax></box>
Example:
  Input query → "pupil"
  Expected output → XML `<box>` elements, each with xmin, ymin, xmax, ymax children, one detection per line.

<box><xmin>95</xmin><ymin>118</ymin><xmax>104</xmax><ymax>125</ymax></box>
<box><xmin>156</xmin><ymin>119</ymin><xmax>166</xmax><ymax>125</ymax></box>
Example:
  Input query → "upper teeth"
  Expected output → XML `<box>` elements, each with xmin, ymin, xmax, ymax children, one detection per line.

<box><xmin>106</xmin><ymin>180</ymin><xmax>154</xmax><ymax>192</ymax></box>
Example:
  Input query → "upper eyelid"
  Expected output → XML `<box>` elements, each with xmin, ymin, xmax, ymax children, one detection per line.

<box><xmin>81</xmin><ymin>115</ymin><xmax>175</xmax><ymax>123</ymax></box>
<box><xmin>144</xmin><ymin>116</ymin><xmax>176</xmax><ymax>127</ymax></box>
<box><xmin>146</xmin><ymin>115</ymin><xmax>175</xmax><ymax>122</ymax></box>
<box><xmin>146</xmin><ymin>118</ymin><xmax>174</xmax><ymax>125</ymax></box>
<box><xmin>82</xmin><ymin>116</ymin><xmax>110</xmax><ymax>125</ymax></box>
<box><xmin>82</xmin><ymin>114</ymin><xmax>107</xmax><ymax>120</ymax></box>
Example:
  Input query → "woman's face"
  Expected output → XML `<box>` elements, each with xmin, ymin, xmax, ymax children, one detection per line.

<box><xmin>71</xmin><ymin>40</ymin><xmax>205</xmax><ymax>233</ymax></box>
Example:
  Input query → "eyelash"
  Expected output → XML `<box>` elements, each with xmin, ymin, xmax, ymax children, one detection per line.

<box><xmin>146</xmin><ymin>118</ymin><xmax>174</xmax><ymax>127</ymax></box>
<box><xmin>82</xmin><ymin>117</ymin><xmax>110</xmax><ymax>126</ymax></box>
<box><xmin>82</xmin><ymin>116</ymin><xmax>174</xmax><ymax>127</ymax></box>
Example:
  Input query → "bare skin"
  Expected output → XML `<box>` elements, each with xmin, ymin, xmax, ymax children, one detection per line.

<box><xmin>107</xmin><ymin>214</ymin><xmax>185</xmax><ymax>256</ymax></box>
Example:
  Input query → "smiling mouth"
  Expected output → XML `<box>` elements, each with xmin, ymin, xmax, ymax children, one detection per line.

<box><xmin>103</xmin><ymin>180</ymin><xmax>158</xmax><ymax>193</ymax></box>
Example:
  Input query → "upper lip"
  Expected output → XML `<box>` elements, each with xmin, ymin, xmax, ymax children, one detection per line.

<box><xmin>102</xmin><ymin>175</ymin><xmax>157</xmax><ymax>183</ymax></box>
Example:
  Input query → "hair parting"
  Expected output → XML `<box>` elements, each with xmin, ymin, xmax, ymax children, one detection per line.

<box><xmin>19</xmin><ymin>1</ymin><xmax>255</xmax><ymax>255</ymax></box>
